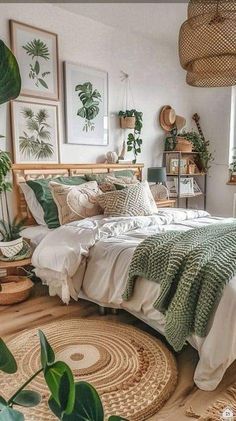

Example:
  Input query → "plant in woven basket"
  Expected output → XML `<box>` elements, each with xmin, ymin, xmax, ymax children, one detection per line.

<box><xmin>180</xmin><ymin>130</ymin><xmax>214</xmax><ymax>172</ymax></box>
<box><xmin>119</xmin><ymin>110</ymin><xmax>143</xmax><ymax>163</ymax></box>
<box><xmin>0</xmin><ymin>331</ymin><xmax>128</xmax><ymax>421</ymax></box>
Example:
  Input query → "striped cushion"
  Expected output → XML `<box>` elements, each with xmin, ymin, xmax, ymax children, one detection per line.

<box><xmin>97</xmin><ymin>182</ymin><xmax>154</xmax><ymax>217</ymax></box>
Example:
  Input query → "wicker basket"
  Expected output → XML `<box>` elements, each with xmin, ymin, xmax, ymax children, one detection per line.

<box><xmin>0</xmin><ymin>276</ymin><xmax>33</xmax><ymax>305</ymax></box>
<box><xmin>120</xmin><ymin>116</ymin><xmax>136</xmax><ymax>129</ymax></box>
<box><xmin>175</xmin><ymin>137</ymin><xmax>193</xmax><ymax>152</ymax></box>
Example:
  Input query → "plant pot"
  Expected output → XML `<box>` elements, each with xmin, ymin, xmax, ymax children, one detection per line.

<box><xmin>175</xmin><ymin>137</ymin><xmax>193</xmax><ymax>153</ymax></box>
<box><xmin>120</xmin><ymin>116</ymin><xmax>136</xmax><ymax>129</ymax></box>
<box><xmin>0</xmin><ymin>237</ymin><xmax>23</xmax><ymax>258</ymax></box>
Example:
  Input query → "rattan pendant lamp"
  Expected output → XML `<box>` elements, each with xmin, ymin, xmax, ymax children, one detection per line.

<box><xmin>179</xmin><ymin>0</ymin><xmax>236</xmax><ymax>87</ymax></box>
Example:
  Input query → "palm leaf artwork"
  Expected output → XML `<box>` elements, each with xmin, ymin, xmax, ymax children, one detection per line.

<box><xmin>75</xmin><ymin>82</ymin><xmax>102</xmax><ymax>132</ymax></box>
<box><xmin>0</xmin><ymin>40</ymin><xmax>21</xmax><ymax>105</ymax></box>
<box><xmin>22</xmin><ymin>39</ymin><xmax>50</xmax><ymax>90</ymax></box>
<box><xmin>19</xmin><ymin>107</ymin><xmax>54</xmax><ymax>160</ymax></box>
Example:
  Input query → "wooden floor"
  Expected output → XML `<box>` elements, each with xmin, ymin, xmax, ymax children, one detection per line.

<box><xmin>1</xmin><ymin>283</ymin><xmax>236</xmax><ymax>421</ymax></box>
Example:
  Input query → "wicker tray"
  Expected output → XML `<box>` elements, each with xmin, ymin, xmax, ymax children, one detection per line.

<box><xmin>0</xmin><ymin>276</ymin><xmax>33</xmax><ymax>305</ymax></box>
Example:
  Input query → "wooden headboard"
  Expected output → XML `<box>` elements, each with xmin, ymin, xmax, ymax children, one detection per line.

<box><xmin>12</xmin><ymin>163</ymin><xmax>144</xmax><ymax>225</ymax></box>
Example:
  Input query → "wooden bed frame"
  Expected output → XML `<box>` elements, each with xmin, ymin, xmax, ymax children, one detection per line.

<box><xmin>12</xmin><ymin>163</ymin><xmax>144</xmax><ymax>225</ymax></box>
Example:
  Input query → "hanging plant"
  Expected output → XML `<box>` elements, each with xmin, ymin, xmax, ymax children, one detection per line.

<box><xmin>118</xmin><ymin>110</ymin><xmax>143</xmax><ymax>164</ymax></box>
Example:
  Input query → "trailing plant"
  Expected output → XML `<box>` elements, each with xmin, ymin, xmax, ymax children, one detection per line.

<box><xmin>0</xmin><ymin>331</ymin><xmax>127</xmax><ymax>421</ymax></box>
<box><xmin>19</xmin><ymin>108</ymin><xmax>53</xmax><ymax>159</ymax></box>
<box><xmin>76</xmin><ymin>82</ymin><xmax>102</xmax><ymax>132</ymax></box>
<box><xmin>180</xmin><ymin>130</ymin><xmax>214</xmax><ymax>172</ymax></box>
<box><xmin>23</xmin><ymin>39</ymin><xmax>50</xmax><ymax>89</ymax></box>
<box><xmin>118</xmin><ymin>110</ymin><xmax>143</xmax><ymax>163</ymax></box>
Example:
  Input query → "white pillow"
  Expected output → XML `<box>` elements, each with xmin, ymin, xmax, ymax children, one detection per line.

<box><xmin>20</xmin><ymin>183</ymin><xmax>46</xmax><ymax>226</ymax></box>
<box><xmin>142</xmin><ymin>180</ymin><xmax>158</xmax><ymax>213</ymax></box>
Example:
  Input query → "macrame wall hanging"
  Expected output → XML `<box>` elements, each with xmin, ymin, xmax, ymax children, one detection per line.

<box><xmin>179</xmin><ymin>0</ymin><xmax>236</xmax><ymax>87</ymax></box>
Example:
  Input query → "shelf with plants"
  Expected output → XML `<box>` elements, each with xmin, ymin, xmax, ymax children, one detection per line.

<box><xmin>163</xmin><ymin>129</ymin><xmax>213</xmax><ymax>210</ymax></box>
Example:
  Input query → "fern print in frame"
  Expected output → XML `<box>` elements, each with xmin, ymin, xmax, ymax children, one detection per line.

<box><xmin>10</xmin><ymin>20</ymin><xmax>59</xmax><ymax>100</ymax></box>
<box><xmin>64</xmin><ymin>62</ymin><xmax>108</xmax><ymax>145</ymax></box>
<box><xmin>11</xmin><ymin>100</ymin><xmax>59</xmax><ymax>164</ymax></box>
<box><xmin>23</xmin><ymin>39</ymin><xmax>51</xmax><ymax>90</ymax></box>
<box><xmin>76</xmin><ymin>82</ymin><xmax>102</xmax><ymax>132</ymax></box>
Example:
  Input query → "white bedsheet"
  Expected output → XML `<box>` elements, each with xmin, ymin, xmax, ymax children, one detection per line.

<box><xmin>32</xmin><ymin>208</ymin><xmax>236</xmax><ymax>390</ymax></box>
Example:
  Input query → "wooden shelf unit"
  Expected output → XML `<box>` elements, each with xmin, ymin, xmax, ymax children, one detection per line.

<box><xmin>163</xmin><ymin>151</ymin><xmax>207</xmax><ymax>209</ymax></box>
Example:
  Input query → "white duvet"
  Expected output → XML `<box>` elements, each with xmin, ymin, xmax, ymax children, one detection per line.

<box><xmin>32</xmin><ymin>208</ymin><xmax>236</xmax><ymax>391</ymax></box>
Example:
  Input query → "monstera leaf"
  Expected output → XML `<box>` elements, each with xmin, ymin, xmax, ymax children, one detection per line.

<box><xmin>0</xmin><ymin>40</ymin><xmax>21</xmax><ymax>105</ymax></box>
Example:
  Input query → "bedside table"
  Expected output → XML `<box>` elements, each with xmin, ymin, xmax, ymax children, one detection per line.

<box><xmin>155</xmin><ymin>199</ymin><xmax>176</xmax><ymax>208</ymax></box>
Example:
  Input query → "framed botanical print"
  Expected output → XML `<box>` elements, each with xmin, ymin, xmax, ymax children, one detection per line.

<box><xmin>11</xmin><ymin>100</ymin><xmax>59</xmax><ymax>164</ymax></box>
<box><xmin>10</xmin><ymin>20</ymin><xmax>59</xmax><ymax>100</ymax></box>
<box><xmin>64</xmin><ymin>62</ymin><xmax>108</xmax><ymax>146</ymax></box>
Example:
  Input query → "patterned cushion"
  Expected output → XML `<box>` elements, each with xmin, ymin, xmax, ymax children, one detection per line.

<box><xmin>97</xmin><ymin>182</ymin><xmax>155</xmax><ymax>217</ymax></box>
<box><xmin>49</xmin><ymin>181</ymin><xmax>102</xmax><ymax>225</ymax></box>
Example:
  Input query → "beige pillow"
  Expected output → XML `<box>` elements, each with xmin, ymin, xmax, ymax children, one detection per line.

<box><xmin>97</xmin><ymin>182</ymin><xmax>155</xmax><ymax>217</ymax></box>
<box><xmin>49</xmin><ymin>181</ymin><xmax>102</xmax><ymax>225</ymax></box>
<box><xmin>105</xmin><ymin>174</ymin><xmax>138</xmax><ymax>187</ymax></box>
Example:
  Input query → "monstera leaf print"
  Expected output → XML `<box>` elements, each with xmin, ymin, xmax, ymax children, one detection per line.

<box><xmin>75</xmin><ymin>82</ymin><xmax>101</xmax><ymax>132</ymax></box>
<box><xmin>19</xmin><ymin>107</ymin><xmax>54</xmax><ymax>159</ymax></box>
<box><xmin>23</xmin><ymin>39</ymin><xmax>51</xmax><ymax>89</ymax></box>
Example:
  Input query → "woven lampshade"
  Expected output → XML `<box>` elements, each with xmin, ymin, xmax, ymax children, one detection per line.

<box><xmin>179</xmin><ymin>0</ymin><xmax>236</xmax><ymax>87</ymax></box>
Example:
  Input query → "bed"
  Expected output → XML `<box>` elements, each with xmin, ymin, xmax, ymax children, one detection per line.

<box><xmin>12</xmin><ymin>163</ymin><xmax>236</xmax><ymax>392</ymax></box>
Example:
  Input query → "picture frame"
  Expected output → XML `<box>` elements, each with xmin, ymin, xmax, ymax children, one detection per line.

<box><xmin>11</xmin><ymin>99</ymin><xmax>60</xmax><ymax>164</ymax></box>
<box><xmin>169</xmin><ymin>158</ymin><xmax>188</xmax><ymax>174</ymax></box>
<box><xmin>174</xmin><ymin>177</ymin><xmax>194</xmax><ymax>196</ymax></box>
<box><xmin>64</xmin><ymin>61</ymin><xmax>108</xmax><ymax>146</ymax></box>
<box><xmin>166</xmin><ymin>179</ymin><xmax>177</xmax><ymax>198</ymax></box>
<box><xmin>10</xmin><ymin>20</ymin><xmax>59</xmax><ymax>100</ymax></box>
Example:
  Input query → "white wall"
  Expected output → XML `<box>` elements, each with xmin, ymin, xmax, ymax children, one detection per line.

<box><xmin>0</xmin><ymin>3</ymin><xmax>194</xmax><ymax>172</ymax></box>
<box><xmin>0</xmin><ymin>3</ymin><xmax>234</xmax><ymax>216</ymax></box>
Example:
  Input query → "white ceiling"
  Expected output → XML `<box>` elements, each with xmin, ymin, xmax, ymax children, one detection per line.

<box><xmin>56</xmin><ymin>3</ymin><xmax>187</xmax><ymax>44</ymax></box>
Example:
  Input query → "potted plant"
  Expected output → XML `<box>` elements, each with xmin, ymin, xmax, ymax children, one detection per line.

<box><xmin>181</xmin><ymin>130</ymin><xmax>214</xmax><ymax>172</ymax></box>
<box><xmin>119</xmin><ymin>109</ymin><xmax>143</xmax><ymax>163</ymax></box>
<box><xmin>0</xmin><ymin>331</ymin><xmax>126</xmax><ymax>420</ymax></box>
<box><xmin>229</xmin><ymin>154</ymin><xmax>236</xmax><ymax>182</ymax></box>
<box><xmin>0</xmin><ymin>40</ymin><xmax>22</xmax><ymax>258</ymax></box>
<box><xmin>118</xmin><ymin>109</ymin><xmax>136</xmax><ymax>129</ymax></box>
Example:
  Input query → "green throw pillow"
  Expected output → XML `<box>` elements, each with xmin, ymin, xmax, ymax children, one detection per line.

<box><xmin>26</xmin><ymin>176</ymin><xmax>87</xmax><ymax>229</ymax></box>
<box><xmin>85</xmin><ymin>170</ymin><xmax>135</xmax><ymax>183</ymax></box>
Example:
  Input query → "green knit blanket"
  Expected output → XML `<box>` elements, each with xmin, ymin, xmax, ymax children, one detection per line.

<box><xmin>123</xmin><ymin>222</ymin><xmax>236</xmax><ymax>351</ymax></box>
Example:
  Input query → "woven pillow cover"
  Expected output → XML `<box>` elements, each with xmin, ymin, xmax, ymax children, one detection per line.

<box><xmin>49</xmin><ymin>181</ymin><xmax>102</xmax><ymax>225</ymax></box>
<box><xmin>97</xmin><ymin>182</ymin><xmax>155</xmax><ymax>217</ymax></box>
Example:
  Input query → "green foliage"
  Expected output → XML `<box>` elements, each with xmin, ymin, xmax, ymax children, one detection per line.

<box><xmin>19</xmin><ymin>108</ymin><xmax>53</xmax><ymax>159</ymax></box>
<box><xmin>12</xmin><ymin>390</ymin><xmax>41</xmax><ymax>408</ymax></box>
<box><xmin>0</xmin><ymin>40</ymin><xmax>21</xmax><ymax>105</ymax></box>
<box><xmin>181</xmin><ymin>130</ymin><xmax>214</xmax><ymax>172</ymax></box>
<box><xmin>23</xmin><ymin>39</ymin><xmax>50</xmax><ymax>60</ymax></box>
<box><xmin>75</xmin><ymin>82</ymin><xmax>102</xmax><ymax>132</ymax></box>
<box><xmin>0</xmin><ymin>333</ymin><xmax>126</xmax><ymax>421</ymax></box>
<box><xmin>0</xmin><ymin>338</ymin><xmax>17</xmax><ymax>374</ymax></box>
<box><xmin>0</xmin><ymin>217</ymin><xmax>26</xmax><ymax>242</ymax></box>
<box><xmin>0</xmin><ymin>150</ymin><xmax>12</xmax><ymax>194</ymax></box>
<box><xmin>164</xmin><ymin>127</ymin><xmax>177</xmax><ymax>151</ymax></box>
<box><xmin>23</xmin><ymin>39</ymin><xmax>50</xmax><ymax>89</ymax></box>
<box><xmin>119</xmin><ymin>109</ymin><xmax>143</xmax><ymax>163</ymax></box>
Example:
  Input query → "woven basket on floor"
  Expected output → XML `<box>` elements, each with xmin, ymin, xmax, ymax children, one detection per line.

<box><xmin>0</xmin><ymin>276</ymin><xmax>33</xmax><ymax>305</ymax></box>
<box><xmin>179</xmin><ymin>0</ymin><xmax>236</xmax><ymax>87</ymax></box>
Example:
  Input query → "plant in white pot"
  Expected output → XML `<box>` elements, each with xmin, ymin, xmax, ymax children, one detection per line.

<box><xmin>0</xmin><ymin>39</ymin><xmax>23</xmax><ymax>258</ymax></box>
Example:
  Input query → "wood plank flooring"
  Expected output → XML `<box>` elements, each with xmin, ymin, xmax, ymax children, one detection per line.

<box><xmin>1</xmin><ymin>283</ymin><xmax>236</xmax><ymax>421</ymax></box>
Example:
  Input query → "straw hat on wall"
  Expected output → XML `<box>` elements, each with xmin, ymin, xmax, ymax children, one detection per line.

<box><xmin>159</xmin><ymin>105</ymin><xmax>186</xmax><ymax>132</ymax></box>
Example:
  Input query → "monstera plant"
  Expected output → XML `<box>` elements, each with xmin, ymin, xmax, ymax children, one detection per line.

<box><xmin>0</xmin><ymin>332</ymin><xmax>127</xmax><ymax>421</ymax></box>
<box><xmin>75</xmin><ymin>82</ymin><xmax>101</xmax><ymax>132</ymax></box>
<box><xmin>0</xmin><ymin>40</ymin><xmax>22</xmax><ymax>258</ymax></box>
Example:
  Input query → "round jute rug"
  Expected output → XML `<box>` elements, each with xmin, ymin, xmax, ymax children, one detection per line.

<box><xmin>1</xmin><ymin>319</ymin><xmax>178</xmax><ymax>421</ymax></box>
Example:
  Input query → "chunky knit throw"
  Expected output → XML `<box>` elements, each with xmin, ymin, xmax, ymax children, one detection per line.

<box><xmin>123</xmin><ymin>222</ymin><xmax>236</xmax><ymax>351</ymax></box>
